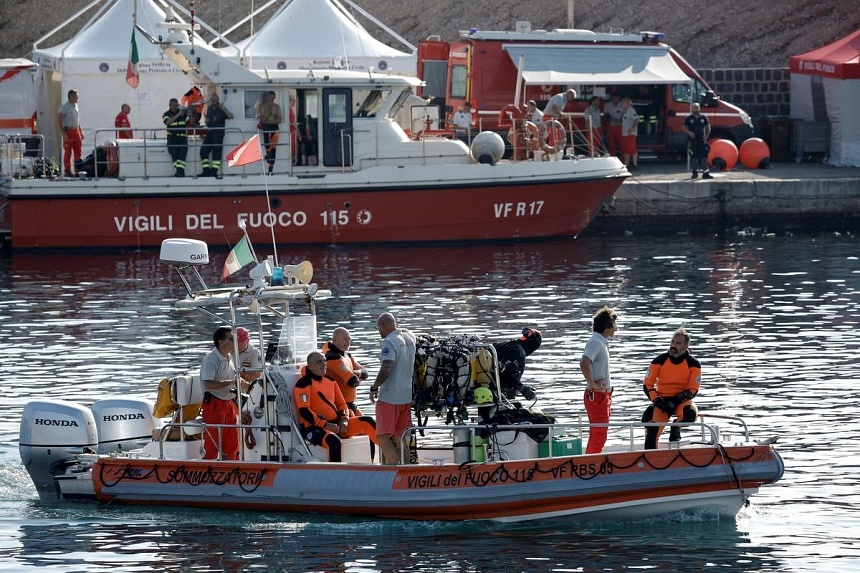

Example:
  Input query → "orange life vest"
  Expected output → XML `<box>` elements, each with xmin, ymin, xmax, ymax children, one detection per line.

<box><xmin>292</xmin><ymin>371</ymin><xmax>349</xmax><ymax>429</ymax></box>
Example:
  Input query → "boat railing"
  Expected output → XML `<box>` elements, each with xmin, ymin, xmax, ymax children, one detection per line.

<box><xmin>85</xmin><ymin>126</ymin><xmax>278</xmax><ymax>180</ymax></box>
<box><xmin>144</xmin><ymin>412</ymin><xmax>753</xmax><ymax>465</ymax></box>
<box><xmin>474</xmin><ymin>108</ymin><xmax>608</xmax><ymax>158</ymax></box>
<box><xmin>1</xmin><ymin>133</ymin><xmax>47</xmax><ymax>178</ymax></box>
<box><xmin>149</xmin><ymin>420</ymin><xmax>256</xmax><ymax>459</ymax></box>
<box><xmin>397</xmin><ymin>414</ymin><xmax>751</xmax><ymax>464</ymax></box>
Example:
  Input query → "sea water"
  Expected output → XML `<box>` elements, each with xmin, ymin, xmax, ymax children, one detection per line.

<box><xmin>0</xmin><ymin>233</ymin><xmax>857</xmax><ymax>572</ymax></box>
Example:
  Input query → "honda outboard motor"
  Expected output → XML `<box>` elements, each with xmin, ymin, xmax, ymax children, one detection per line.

<box><xmin>91</xmin><ymin>398</ymin><xmax>157</xmax><ymax>454</ymax></box>
<box><xmin>19</xmin><ymin>400</ymin><xmax>97</xmax><ymax>500</ymax></box>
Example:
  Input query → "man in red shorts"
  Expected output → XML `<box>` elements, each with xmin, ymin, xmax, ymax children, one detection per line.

<box><xmin>369</xmin><ymin>313</ymin><xmax>416</xmax><ymax>465</ymax></box>
<box><xmin>621</xmin><ymin>97</ymin><xmax>640</xmax><ymax>169</ymax></box>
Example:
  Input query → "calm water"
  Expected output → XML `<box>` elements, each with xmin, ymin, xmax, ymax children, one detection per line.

<box><xmin>0</xmin><ymin>233</ymin><xmax>858</xmax><ymax>572</ymax></box>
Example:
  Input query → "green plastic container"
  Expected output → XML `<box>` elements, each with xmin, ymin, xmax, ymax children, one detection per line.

<box><xmin>539</xmin><ymin>435</ymin><xmax>583</xmax><ymax>457</ymax></box>
<box><xmin>473</xmin><ymin>435</ymin><xmax>488</xmax><ymax>462</ymax></box>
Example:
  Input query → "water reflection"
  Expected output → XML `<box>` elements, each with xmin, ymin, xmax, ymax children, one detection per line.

<box><xmin>10</xmin><ymin>505</ymin><xmax>781</xmax><ymax>572</ymax></box>
<box><xmin>0</xmin><ymin>234</ymin><xmax>858</xmax><ymax>570</ymax></box>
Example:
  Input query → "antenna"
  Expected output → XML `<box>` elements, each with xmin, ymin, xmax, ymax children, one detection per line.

<box><xmin>190</xmin><ymin>0</ymin><xmax>196</xmax><ymax>55</ymax></box>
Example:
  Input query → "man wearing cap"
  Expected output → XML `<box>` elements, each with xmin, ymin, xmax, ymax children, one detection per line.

<box><xmin>579</xmin><ymin>306</ymin><xmax>618</xmax><ymax>454</ymax></box>
<box><xmin>200</xmin><ymin>326</ymin><xmax>250</xmax><ymax>460</ymax></box>
<box><xmin>323</xmin><ymin>327</ymin><xmax>368</xmax><ymax>416</ymax></box>
<box><xmin>235</xmin><ymin>327</ymin><xmax>263</xmax><ymax>383</ymax></box>
<box><xmin>294</xmin><ymin>351</ymin><xmax>377</xmax><ymax>462</ymax></box>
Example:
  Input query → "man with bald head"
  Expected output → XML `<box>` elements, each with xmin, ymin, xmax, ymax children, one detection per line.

<box><xmin>293</xmin><ymin>351</ymin><xmax>377</xmax><ymax>462</ymax></box>
<box><xmin>543</xmin><ymin>88</ymin><xmax>576</xmax><ymax>120</ymax></box>
<box><xmin>323</xmin><ymin>326</ymin><xmax>368</xmax><ymax>416</ymax></box>
<box><xmin>369</xmin><ymin>313</ymin><xmax>416</xmax><ymax>464</ymax></box>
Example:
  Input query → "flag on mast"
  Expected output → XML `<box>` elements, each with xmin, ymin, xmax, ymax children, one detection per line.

<box><xmin>221</xmin><ymin>236</ymin><xmax>255</xmax><ymax>281</ymax></box>
<box><xmin>126</xmin><ymin>30</ymin><xmax>140</xmax><ymax>89</ymax></box>
<box><xmin>225</xmin><ymin>134</ymin><xmax>263</xmax><ymax>167</ymax></box>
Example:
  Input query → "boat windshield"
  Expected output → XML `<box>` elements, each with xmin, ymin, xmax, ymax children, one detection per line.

<box><xmin>354</xmin><ymin>89</ymin><xmax>392</xmax><ymax>117</ymax></box>
<box><xmin>386</xmin><ymin>90</ymin><xmax>414</xmax><ymax>120</ymax></box>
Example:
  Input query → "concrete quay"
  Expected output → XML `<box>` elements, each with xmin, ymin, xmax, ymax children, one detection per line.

<box><xmin>587</xmin><ymin>162</ymin><xmax>860</xmax><ymax>237</ymax></box>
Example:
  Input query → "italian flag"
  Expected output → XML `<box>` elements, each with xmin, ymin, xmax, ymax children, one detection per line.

<box><xmin>126</xmin><ymin>30</ymin><xmax>140</xmax><ymax>89</ymax></box>
<box><xmin>221</xmin><ymin>236</ymin><xmax>255</xmax><ymax>282</ymax></box>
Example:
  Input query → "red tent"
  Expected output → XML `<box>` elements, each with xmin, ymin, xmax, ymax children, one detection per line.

<box><xmin>789</xmin><ymin>29</ymin><xmax>860</xmax><ymax>80</ymax></box>
<box><xmin>790</xmin><ymin>29</ymin><xmax>860</xmax><ymax>166</ymax></box>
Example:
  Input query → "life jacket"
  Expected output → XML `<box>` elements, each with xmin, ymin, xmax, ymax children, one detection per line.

<box><xmin>181</xmin><ymin>86</ymin><xmax>205</xmax><ymax>116</ymax></box>
<box><xmin>153</xmin><ymin>377</ymin><xmax>176</xmax><ymax>418</ymax></box>
<box><xmin>322</xmin><ymin>341</ymin><xmax>361</xmax><ymax>404</ymax></box>
<box><xmin>292</xmin><ymin>371</ymin><xmax>349</xmax><ymax>429</ymax></box>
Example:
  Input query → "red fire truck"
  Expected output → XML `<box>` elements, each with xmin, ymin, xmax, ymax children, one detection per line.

<box><xmin>417</xmin><ymin>25</ymin><xmax>753</xmax><ymax>157</ymax></box>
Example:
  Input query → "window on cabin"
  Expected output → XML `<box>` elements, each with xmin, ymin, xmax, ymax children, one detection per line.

<box><xmin>450</xmin><ymin>65</ymin><xmax>467</xmax><ymax>99</ymax></box>
<box><xmin>353</xmin><ymin>89</ymin><xmax>391</xmax><ymax>117</ymax></box>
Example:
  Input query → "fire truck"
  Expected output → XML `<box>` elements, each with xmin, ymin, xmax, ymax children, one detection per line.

<box><xmin>416</xmin><ymin>24</ymin><xmax>753</xmax><ymax>157</ymax></box>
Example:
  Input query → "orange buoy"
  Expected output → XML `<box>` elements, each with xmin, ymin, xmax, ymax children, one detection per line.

<box><xmin>739</xmin><ymin>138</ymin><xmax>771</xmax><ymax>169</ymax></box>
<box><xmin>708</xmin><ymin>139</ymin><xmax>738</xmax><ymax>171</ymax></box>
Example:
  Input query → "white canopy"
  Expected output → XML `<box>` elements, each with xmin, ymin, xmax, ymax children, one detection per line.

<box><xmin>504</xmin><ymin>44</ymin><xmax>691</xmax><ymax>85</ymax></box>
<box><xmin>31</xmin><ymin>0</ymin><xmax>205</xmax><ymax>157</ymax></box>
<box><xmin>230</xmin><ymin>0</ymin><xmax>415</xmax><ymax>74</ymax></box>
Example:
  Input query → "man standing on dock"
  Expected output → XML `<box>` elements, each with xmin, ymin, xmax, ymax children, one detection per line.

<box><xmin>603</xmin><ymin>92</ymin><xmax>623</xmax><ymax>158</ymax></box>
<box><xmin>621</xmin><ymin>97</ymin><xmax>640</xmax><ymax>169</ymax></box>
<box><xmin>682</xmin><ymin>103</ymin><xmax>713</xmax><ymax>179</ymax></box>
<box><xmin>369</xmin><ymin>313</ymin><xmax>416</xmax><ymax>464</ymax></box>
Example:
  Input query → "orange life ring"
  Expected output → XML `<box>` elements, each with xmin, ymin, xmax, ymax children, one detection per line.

<box><xmin>543</xmin><ymin>120</ymin><xmax>566</xmax><ymax>153</ymax></box>
<box><xmin>105</xmin><ymin>142</ymin><xmax>119</xmax><ymax>177</ymax></box>
<box><xmin>498</xmin><ymin>105</ymin><xmax>523</xmax><ymax>128</ymax></box>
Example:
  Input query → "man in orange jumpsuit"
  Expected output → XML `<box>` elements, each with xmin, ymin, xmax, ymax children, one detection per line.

<box><xmin>323</xmin><ymin>327</ymin><xmax>368</xmax><ymax>416</ymax></box>
<box><xmin>293</xmin><ymin>351</ymin><xmax>377</xmax><ymax>462</ymax></box>
<box><xmin>642</xmin><ymin>328</ymin><xmax>701</xmax><ymax>449</ymax></box>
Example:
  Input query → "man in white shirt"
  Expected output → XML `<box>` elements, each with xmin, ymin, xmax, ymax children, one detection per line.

<box><xmin>543</xmin><ymin>89</ymin><xmax>576</xmax><ymax>120</ymax></box>
<box><xmin>451</xmin><ymin>102</ymin><xmax>474</xmax><ymax>143</ymax></box>
<box><xmin>526</xmin><ymin>100</ymin><xmax>544</xmax><ymax>124</ymax></box>
<box><xmin>579</xmin><ymin>306</ymin><xmax>618</xmax><ymax>454</ymax></box>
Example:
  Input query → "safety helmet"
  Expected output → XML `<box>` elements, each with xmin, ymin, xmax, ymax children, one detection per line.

<box><xmin>473</xmin><ymin>387</ymin><xmax>494</xmax><ymax>405</ymax></box>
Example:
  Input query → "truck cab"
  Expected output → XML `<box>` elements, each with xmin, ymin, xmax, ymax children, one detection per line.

<box><xmin>417</xmin><ymin>26</ymin><xmax>753</xmax><ymax>158</ymax></box>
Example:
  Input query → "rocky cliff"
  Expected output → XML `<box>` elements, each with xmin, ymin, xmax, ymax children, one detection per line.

<box><xmin>1</xmin><ymin>0</ymin><xmax>857</xmax><ymax>68</ymax></box>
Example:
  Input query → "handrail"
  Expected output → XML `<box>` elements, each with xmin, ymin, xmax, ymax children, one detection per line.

<box><xmin>84</xmin><ymin>126</ymin><xmax>265</xmax><ymax>179</ymax></box>
<box><xmin>396</xmin><ymin>415</ymin><xmax>750</xmax><ymax>464</ymax></box>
